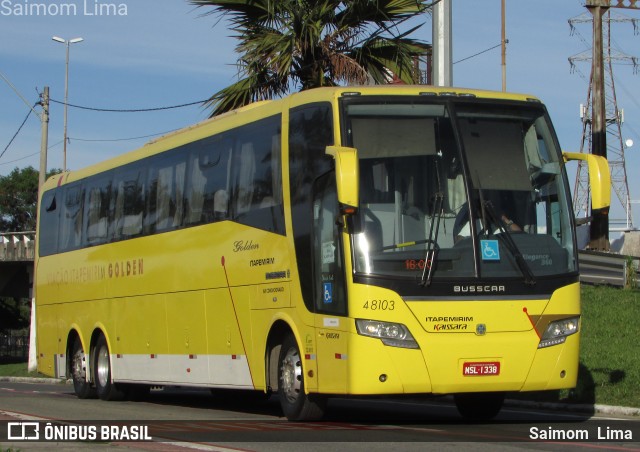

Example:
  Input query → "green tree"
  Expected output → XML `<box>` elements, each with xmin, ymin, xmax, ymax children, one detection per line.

<box><xmin>0</xmin><ymin>167</ymin><xmax>60</xmax><ymax>232</ymax></box>
<box><xmin>191</xmin><ymin>0</ymin><xmax>431</xmax><ymax>116</ymax></box>
<box><xmin>0</xmin><ymin>297</ymin><xmax>30</xmax><ymax>331</ymax></box>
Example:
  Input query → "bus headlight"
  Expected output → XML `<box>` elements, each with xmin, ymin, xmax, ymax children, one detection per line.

<box><xmin>355</xmin><ymin>319</ymin><xmax>419</xmax><ymax>349</ymax></box>
<box><xmin>538</xmin><ymin>316</ymin><xmax>580</xmax><ymax>349</ymax></box>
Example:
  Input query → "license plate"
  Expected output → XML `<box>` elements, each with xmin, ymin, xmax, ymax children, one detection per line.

<box><xmin>463</xmin><ymin>362</ymin><xmax>500</xmax><ymax>376</ymax></box>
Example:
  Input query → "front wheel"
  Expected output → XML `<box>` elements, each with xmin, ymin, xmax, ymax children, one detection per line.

<box><xmin>454</xmin><ymin>392</ymin><xmax>505</xmax><ymax>421</ymax></box>
<box><xmin>93</xmin><ymin>335</ymin><xmax>126</xmax><ymax>401</ymax></box>
<box><xmin>278</xmin><ymin>335</ymin><xmax>326</xmax><ymax>421</ymax></box>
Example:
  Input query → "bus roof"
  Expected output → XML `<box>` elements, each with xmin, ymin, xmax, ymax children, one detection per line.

<box><xmin>42</xmin><ymin>85</ymin><xmax>540</xmax><ymax>191</ymax></box>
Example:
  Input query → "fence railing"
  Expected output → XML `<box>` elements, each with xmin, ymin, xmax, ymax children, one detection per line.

<box><xmin>0</xmin><ymin>232</ymin><xmax>35</xmax><ymax>262</ymax></box>
<box><xmin>579</xmin><ymin>250</ymin><xmax>640</xmax><ymax>288</ymax></box>
<box><xmin>0</xmin><ymin>333</ymin><xmax>29</xmax><ymax>360</ymax></box>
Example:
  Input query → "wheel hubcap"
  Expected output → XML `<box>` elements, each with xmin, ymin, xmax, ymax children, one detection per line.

<box><xmin>281</xmin><ymin>347</ymin><xmax>302</xmax><ymax>403</ymax></box>
<box><xmin>72</xmin><ymin>349</ymin><xmax>86</xmax><ymax>382</ymax></box>
<box><xmin>96</xmin><ymin>345</ymin><xmax>110</xmax><ymax>387</ymax></box>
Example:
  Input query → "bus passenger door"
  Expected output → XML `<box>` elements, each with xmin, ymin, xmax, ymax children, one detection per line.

<box><xmin>312</xmin><ymin>174</ymin><xmax>348</xmax><ymax>393</ymax></box>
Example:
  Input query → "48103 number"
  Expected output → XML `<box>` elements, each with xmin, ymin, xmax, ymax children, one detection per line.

<box><xmin>362</xmin><ymin>300</ymin><xmax>395</xmax><ymax>311</ymax></box>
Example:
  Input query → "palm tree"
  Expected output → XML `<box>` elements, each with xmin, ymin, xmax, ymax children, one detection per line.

<box><xmin>190</xmin><ymin>0</ymin><xmax>431</xmax><ymax>116</ymax></box>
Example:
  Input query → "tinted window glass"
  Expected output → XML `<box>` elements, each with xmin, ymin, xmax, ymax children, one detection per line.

<box><xmin>111</xmin><ymin>165</ymin><xmax>146</xmax><ymax>240</ymax></box>
<box><xmin>83</xmin><ymin>175</ymin><xmax>112</xmax><ymax>246</ymax></box>
<box><xmin>38</xmin><ymin>189</ymin><xmax>59</xmax><ymax>256</ymax></box>
<box><xmin>230</xmin><ymin>115</ymin><xmax>284</xmax><ymax>234</ymax></box>
<box><xmin>185</xmin><ymin>136</ymin><xmax>231</xmax><ymax>226</ymax></box>
<box><xmin>146</xmin><ymin>153</ymin><xmax>186</xmax><ymax>233</ymax></box>
<box><xmin>288</xmin><ymin>104</ymin><xmax>334</xmax><ymax>312</ymax></box>
<box><xmin>59</xmin><ymin>184</ymin><xmax>84</xmax><ymax>252</ymax></box>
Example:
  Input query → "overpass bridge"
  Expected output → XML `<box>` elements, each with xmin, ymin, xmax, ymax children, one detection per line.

<box><xmin>0</xmin><ymin>232</ymin><xmax>34</xmax><ymax>299</ymax></box>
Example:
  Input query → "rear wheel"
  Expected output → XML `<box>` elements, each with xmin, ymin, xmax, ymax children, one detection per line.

<box><xmin>454</xmin><ymin>392</ymin><xmax>505</xmax><ymax>421</ymax></box>
<box><xmin>278</xmin><ymin>334</ymin><xmax>326</xmax><ymax>421</ymax></box>
<box><xmin>70</xmin><ymin>337</ymin><xmax>95</xmax><ymax>399</ymax></box>
<box><xmin>93</xmin><ymin>335</ymin><xmax>126</xmax><ymax>401</ymax></box>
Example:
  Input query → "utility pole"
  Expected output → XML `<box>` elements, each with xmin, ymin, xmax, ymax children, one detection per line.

<box><xmin>581</xmin><ymin>0</ymin><xmax>639</xmax><ymax>250</ymax></box>
<box><xmin>39</xmin><ymin>87</ymin><xmax>49</xmax><ymax>192</ymax></box>
<box><xmin>586</xmin><ymin>0</ymin><xmax>610</xmax><ymax>250</ymax></box>
<box><xmin>0</xmin><ymin>71</ymin><xmax>49</xmax><ymax>372</ymax></box>
<box><xmin>52</xmin><ymin>36</ymin><xmax>83</xmax><ymax>172</ymax></box>
<box><xmin>501</xmin><ymin>0</ymin><xmax>507</xmax><ymax>91</ymax></box>
<box><xmin>432</xmin><ymin>0</ymin><xmax>452</xmax><ymax>86</ymax></box>
<box><xmin>28</xmin><ymin>86</ymin><xmax>49</xmax><ymax>372</ymax></box>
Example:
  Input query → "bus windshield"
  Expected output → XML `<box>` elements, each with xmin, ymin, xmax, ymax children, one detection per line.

<box><xmin>342</xmin><ymin>98</ymin><xmax>575</xmax><ymax>282</ymax></box>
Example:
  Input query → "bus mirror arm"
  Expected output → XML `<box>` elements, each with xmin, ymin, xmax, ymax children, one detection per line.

<box><xmin>325</xmin><ymin>146</ymin><xmax>359</xmax><ymax>215</ymax></box>
<box><xmin>562</xmin><ymin>152</ymin><xmax>611</xmax><ymax>211</ymax></box>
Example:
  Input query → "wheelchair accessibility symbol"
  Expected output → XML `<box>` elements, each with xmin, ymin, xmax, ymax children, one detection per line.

<box><xmin>323</xmin><ymin>282</ymin><xmax>333</xmax><ymax>304</ymax></box>
<box><xmin>481</xmin><ymin>240</ymin><xmax>500</xmax><ymax>261</ymax></box>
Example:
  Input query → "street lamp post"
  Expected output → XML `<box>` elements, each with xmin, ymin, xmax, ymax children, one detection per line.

<box><xmin>52</xmin><ymin>36</ymin><xmax>83</xmax><ymax>172</ymax></box>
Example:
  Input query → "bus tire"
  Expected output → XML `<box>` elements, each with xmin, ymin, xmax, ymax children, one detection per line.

<box><xmin>278</xmin><ymin>335</ymin><xmax>326</xmax><ymax>421</ymax></box>
<box><xmin>93</xmin><ymin>335</ymin><xmax>126</xmax><ymax>401</ymax></box>
<box><xmin>70</xmin><ymin>337</ymin><xmax>96</xmax><ymax>399</ymax></box>
<box><xmin>454</xmin><ymin>392</ymin><xmax>505</xmax><ymax>421</ymax></box>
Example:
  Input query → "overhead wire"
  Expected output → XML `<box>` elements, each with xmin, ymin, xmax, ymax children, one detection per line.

<box><xmin>49</xmin><ymin>98</ymin><xmax>207</xmax><ymax>113</ymax></box>
<box><xmin>0</xmin><ymin>105</ymin><xmax>35</xmax><ymax>161</ymax></box>
<box><xmin>69</xmin><ymin>128</ymin><xmax>181</xmax><ymax>143</ymax></box>
<box><xmin>454</xmin><ymin>43</ymin><xmax>503</xmax><ymax>65</ymax></box>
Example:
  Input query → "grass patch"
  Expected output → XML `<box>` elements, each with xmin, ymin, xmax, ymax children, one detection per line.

<box><xmin>575</xmin><ymin>285</ymin><xmax>640</xmax><ymax>407</ymax></box>
<box><xmin>0</xmin><ymin>360</ymin><xmax>49</xmax><ymax>378</ymax></box>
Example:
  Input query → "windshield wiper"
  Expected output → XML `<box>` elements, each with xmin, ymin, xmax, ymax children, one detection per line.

<box><xmin>482</xmin><ymin>200</ymin><xmax>536</xmax><ymax>286</ymax></box>
<box><xmin>420</xmin><ymin>192</ymin><xmax>444</xmax><ymax>287</ymax></box>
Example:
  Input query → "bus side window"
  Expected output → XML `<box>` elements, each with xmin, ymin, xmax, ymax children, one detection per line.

<box><xmin>59</xmin><ymin>183</ymin><xmax>84</xmax><ymax>252</ymax></box>
<box><xmin>235</xmin><ymin>142</ymin><xmax>255</xmax><ymax>215</ymax></box>
<box><xmin>185</xmin><ymin>137</ymin><xmax>230</xmax><ymax>226</ymax></box>
<box><xmin>39</xmin><ymin>189</ymin><xmax>59</xmax><ymax>256</ymax></box>
<box><xmin>83</xmin><ymin>175</ymin><xmax>111</xmax><ymax>246</ymax></box>
<box><xmin>230</xmin><ymin>115</ymin><xmax>284</xmax><ymax>234</ymax></box>
<box><xmin>111</xmin><ymin>167</ymin><xmax>145</xmax><ymax>240</ymax></box>
<box><xmin>146</xmin><ymin>153</ymin><xmax>186</xmax><ymax>233</ymax></box>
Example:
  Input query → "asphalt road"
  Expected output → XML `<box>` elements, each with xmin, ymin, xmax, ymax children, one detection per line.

<box><xmin>0</xmin><ymin>381</ymin><xmax>638</xmax><ymax>451</ymax></box>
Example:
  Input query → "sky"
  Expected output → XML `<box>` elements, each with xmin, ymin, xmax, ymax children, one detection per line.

<box><xmin>0</xmin><ymin>0</ymin><xmax>639</xmax><ymax>227</ymax></box>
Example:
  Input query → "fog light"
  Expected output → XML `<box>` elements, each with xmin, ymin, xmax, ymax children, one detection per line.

<box><xmin>379</xmin><ymin>374</ymin><xmax>387</xmax><ymax>382</ymax></box>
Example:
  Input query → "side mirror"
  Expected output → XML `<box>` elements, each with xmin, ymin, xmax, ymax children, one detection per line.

<box><xmin>325</xmin><ymin>146</ymin><xmax>359</xmax><ymax>215</ymax></box>
<box><xmin>563</xmin><ymin>152</ymin><xmax>611</xmax><ymax>211</ymax></box>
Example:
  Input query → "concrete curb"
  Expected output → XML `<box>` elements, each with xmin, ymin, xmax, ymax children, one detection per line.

<box><xmin>504</xmin><ymin>398</ymin><xmax>640</xmax><ymax>417</ymax></box>
<box><xmin>2</xmin><ymin>377</ymin><xmax>638</xmax><ymax>417</ymax></box>
<box><xmin>0</xmin><ymin>376</ymin><xmax>70</xmax><ymax>385</ymax></box>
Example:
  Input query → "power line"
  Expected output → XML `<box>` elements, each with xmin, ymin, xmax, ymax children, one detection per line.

<box><xmin>0</xmin><ymin>106</ymin><xmax>35</xmax><ymax>161</ymax></box>
<box><xmin>0</xmin><ymin>151</ymin><xmax>39</xmax><ymax>167</ymax></box>
<box><xmin>0</xmin><ymin>141</ymin><xmax>63</xmax><ymax>167</ymax></box>
<box><xmin>70</xmin><ymin>128</ymin><xmax>180</xmax><ymax>143</ymax></box>
<box><xmin>453</xmin><ymin>43</ymin><xmax>503</xmax><ymax>65</ymax></box>
<box><xmin>49</xmin><ymin>98</ymin><xmax>207</xmax><ymax>113</ymax></box>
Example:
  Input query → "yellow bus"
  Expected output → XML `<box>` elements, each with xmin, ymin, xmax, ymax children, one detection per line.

<box><xmin>35</xmin><ymin>85</ymin><xmax>610</xmax><ymax>421</ymax></box>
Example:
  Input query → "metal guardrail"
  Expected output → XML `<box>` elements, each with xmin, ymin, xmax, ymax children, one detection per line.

<box><xmin>578</xmin><ymin>250</ymin><xmax>640</xmax><ymax>287</ymax></box>
<box><xmin>0</xmin><ymin>231</ymin><xmax>35</xmax><ymax>262</ymax></box>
